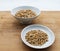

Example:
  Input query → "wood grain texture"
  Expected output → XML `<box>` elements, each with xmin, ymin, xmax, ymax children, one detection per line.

<box><xmin>0</xmin><ymin>11</ymin><xmax>60</xmax><ymax>51</ymax></box>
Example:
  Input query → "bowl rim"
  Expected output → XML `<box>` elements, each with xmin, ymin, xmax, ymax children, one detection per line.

<box><xmin>11</xmin><ymin>6</ymin><xmax>41</xmax><ymax>19</ymax></box>
<box><xmin>21</xmin><ymin>24</ymin><xmax>55</xmax><ymax>49</ymax></box>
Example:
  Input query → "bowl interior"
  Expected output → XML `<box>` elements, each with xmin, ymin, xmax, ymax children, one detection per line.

<box><xmin>21</xmin><ymin>24</ymin><xmax>55</xmax><ymax>49</ymax></box>
<box><xmin>11</xmin><ymin>6</ymin><xmax>40</xmax><ymax>17</ymax></box>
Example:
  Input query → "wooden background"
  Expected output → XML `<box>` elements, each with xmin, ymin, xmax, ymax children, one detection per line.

<box><xmin>0</xmin><ymin>11</ymin><xmax>60</xmax><ymax>51</ymax></box>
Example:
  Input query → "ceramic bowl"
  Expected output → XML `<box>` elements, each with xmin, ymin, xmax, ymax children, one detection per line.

<box><xmin>21</xmin><ymin>24</ymin><xmax>55</xmax><ymax>49</ymax></box>
<box><xmin>11</xmin><ymin>6</ymin><xmax>41</xmax><ymax>24</ymax></box>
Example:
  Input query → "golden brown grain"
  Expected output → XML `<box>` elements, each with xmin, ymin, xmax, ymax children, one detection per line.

<box><xmin>15</xmin><ymin>10</ymin><xmax>36</xmax><ymax>18</ymax></box>
<box><xmin>25</xmin><ymin>30</ymin><xmax>48</xmax><ymax>46</ymax></box>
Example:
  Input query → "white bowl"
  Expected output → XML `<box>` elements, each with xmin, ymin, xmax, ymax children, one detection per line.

<box><xmin>11</xmin><ymin>6</ymin><xmax>41</xmax><ymax>24</ymax></box>
<box><xmin>21</xmin><ymin>24</ymin><xmax>55</xmax><ymax>49</ymax></box>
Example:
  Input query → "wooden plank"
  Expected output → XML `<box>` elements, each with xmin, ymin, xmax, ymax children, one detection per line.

<box><xmin>0</xmin><ymin>11</ymin><xmax>60</xmax><ymax>51</ymax></box>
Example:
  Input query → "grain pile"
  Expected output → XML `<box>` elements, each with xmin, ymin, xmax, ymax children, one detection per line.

<box><xmin>25</xmin><ymin>30</ymin><xmax>48</xmax><ymax>46</ymax></box>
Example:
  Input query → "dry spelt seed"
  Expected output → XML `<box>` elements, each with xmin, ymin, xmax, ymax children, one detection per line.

<box><xmin>25</xmin><ymin>30</ymin><xmax>48</xmax><ymax>46</ymax></box>
<box><xmin>15</xmin><ymin>10</ymin><xmax>36</xmax><ymax>18</ymax></box>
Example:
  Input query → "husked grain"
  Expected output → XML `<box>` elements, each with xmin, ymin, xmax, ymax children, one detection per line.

<box><xmin>25</xmin><ymin>30</ymin><xmax>48</xmax><ymax>46</ymax></box>
<box><xmin>15</xmin><ymin>10</ymin><xmax>36</xmax><ymax>18</ymax></box>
